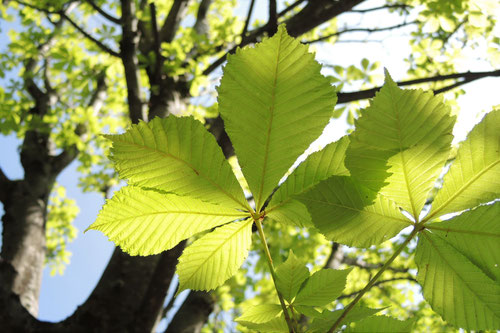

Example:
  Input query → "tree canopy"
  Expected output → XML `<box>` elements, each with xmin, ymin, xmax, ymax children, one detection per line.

<box><xmin>0</xmin><ymin>0</ymin><xmax>499</xmax><ymax>332</ymax></box>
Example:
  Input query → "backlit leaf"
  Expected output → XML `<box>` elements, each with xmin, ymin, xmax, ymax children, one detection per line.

<box><xmin>415</xmin><ymin>230</ymin><xmax>500</xmax><ymax>330</ymax></box>
<box><xmin>177</xmin><ymin>219</ymin><xmax>253</xmax><ymax>292</ymax></box>
<box><xmin>294</xmin><ymin>268</ymin><xmax>351</xmax><ymax>307</ymax></box>
<box><xmin>275</xmin><ymin>250</ymin><xmax>310</xmax><ymax>302</ymax></box>
<box><xmin>346</xmin><ymin>315</ymin><xmax>416</xmax><ymax>332</ymax></box>
<box><xmin>428</xmin><ymin>109</ymin><xmax>500</xmax><ymax>219</ymax></box>
<box><xmin>105</xmin><ymin>116</ymin><xmax>248</xmax><ymax>209</ymax></box>
<box><xmin>235</xmin><ymin>304</ymin><xmax>282</xmax><ymax>324</ymax></box>
<box><xmin>218</xmin><ymin>25</ymin><xmax>337</xmax><ymax>210</ymax></box>
<box><xmin>346</xmin><ymin>73</ymin><xmax>455</xmax><ymax>219</ymax></box>
<box><xmin>298</xmin><ymin>176</ymin><xmax>411</xmax><ymax>247</ymax></box>
<box><xmin>267</xmin><ymin>136</ymin><xmax>349</xmax><ymax>227</ymax></box>
<box><xmin>309</xmin><ymin>306</ymin><xmax>383</xmax><ymax>332</ymax></box>
<box><xmin>425</xmin><ymin>203</ymin><xmax>500</xmax><ymax>282</ymax></box>
<box><xmin>87</xmin><ymin>186</ymin><xmax>248</xmax><ymax>255</ymax></box>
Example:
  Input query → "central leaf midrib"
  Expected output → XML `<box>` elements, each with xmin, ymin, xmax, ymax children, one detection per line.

<box><xmin>114</xmin><ymin>138</ymin><xmax>248</xmax><ymax>209</ymax></box>
<box><xmin>256</xmin><ymin>32</ymin><xmax>283</xmax><ymax>210</ymax></box>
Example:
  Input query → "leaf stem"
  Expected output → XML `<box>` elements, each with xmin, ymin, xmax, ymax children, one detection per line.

<box><xmin>254</xmin><ymin>218</ymin><xmax>295</xmax><ymax>333</ymax></box>
<box><xmin>327</xmin><ymin>226</ymin><xmax>421</xmax><ymax>332</ymax></box>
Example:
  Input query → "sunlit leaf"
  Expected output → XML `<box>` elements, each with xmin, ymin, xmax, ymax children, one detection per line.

<box><xmin>425</xmin><ymin>203</ymin><xmax>500</xmax><ymax>282</ymax></box>
<box><xmin>415</xmin><ymin>230</ymin><xmax>500</xmax><ymax>330</ymax></box>
<box><xmin>87</xmin><ymin>186</ymin><xmax>248</xmax><ymax>255</ymax></box>
<box><xmin>428</xmin><ymin>109</ymin><xmax>500</xmax><ymax>219</ymax></box>
<box><xmin>346</xmin><ymin>73</ymin><xmax>455</xmax><ymax>219</ymax></box>
<box><xmin>294</xmin><ymin>268</ymin><xmax>351</xmax><ymax>306</ymax></box>
<box><xmin>275</xmin><ymin>250</ymin><xmax>310</xmax><ymax>302</ymax></box>
<box><xmin>267</xmin><ymin>136</ymin><xmax>349</xmax><ymax>227</ymax></box>
<box><xmin>309</xmin><ymin>306</ymin><xmax>383</xmax><ymax>332</ymax></box>
<box><xmin>218</xmin><ymin>25</ymin><xmax>337</xmax><ymax>210</ymax></box>
<box><xmin>235</xmin><ymin>304</ymin><xmax>282</xmax><ymax>324</ymax></box>
<box><xmin>346</xmin><ymin>315</ymin><xmax>416</xmax><ymax>332</ymax></box>
<box><xmin>105</xmin><ymin>116</ymin><xmax>248</xmax><ymax>209</ymax></box>
<box><xmin>237</xmin><ymin>314</ymin><xmax>289</xmax><ymax>332</ymax></box>
<box><xmin>177</xmin><ymin>219</ymin><xmax>253</xmax><ymax>292</ymax></box>
<box><xmin>298</xmin><ymin>176</ymin><xmax>411</xmax><ymax>247</ymax></box>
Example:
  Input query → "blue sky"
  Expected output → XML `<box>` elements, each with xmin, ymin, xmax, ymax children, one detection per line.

<box><xmin>0</xmin><ymin>0</ymin><xmax>499</xmax><ymax>325</ymax></box>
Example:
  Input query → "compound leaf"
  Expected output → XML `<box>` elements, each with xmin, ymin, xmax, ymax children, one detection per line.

<box><xmin>105</xmin><ymin>116</ymin><xmax>248</xmax><ymax>209</ymax></box>
<box><xmin>346</xmin><ymin>73</ymin><xmax>455</xmax><ymax>219</ymax></box>
<box><xmin>298</xmin><ymin>176</ymin><xmax>411</xmax><ymax>247</ymax></box>
<box><xmin>415</xmin><ymin>230</ymin><xmax>500</xmax><ymax>330</ymax></box>
<box><xmin>218</xmin><ymin>25</ymin><xmax>336</xmax><ymax>210</ymax></box>
<box><xmin>428</xmin><ymin>109</ymin><xmax>500</xmax><ymax>219</ymax></box>
<box><xmin>87</xmin><ymin>186</ymin><xmax>248</xmax><ymax>255</ymax></box>
<box><xmin>177</xmin><ymin>219</ymin><xmax>253</xmax><ymax>292</ymax></box>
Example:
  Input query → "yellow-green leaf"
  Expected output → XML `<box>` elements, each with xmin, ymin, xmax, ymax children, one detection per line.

<box><xmin>105</xmin><ymin>116</ymin><xmax>248</xmax><ymax>209</ymax></box>
<box><xmin>87</xmin><ymin>186</ymin><xmax>248</xmax><ymax>255</ymax></box>
<box><xmin>177</xmin><ymin>219</ymin><xmax>253</xmax><ymax>292</ymax></box>
<box><xmin>428</xmin><ymin>109</ymin><xmax>500</xmax><ymax>219</ymax></box>
<box><xmin>218</xmin><ymin>25</ymin><xmax>337</xmax><ymax>210</ymax></box>
<box><xmin>346</xmin><ymin>73</ymin><xmax>455</xmax><ymax>219</ymax></box>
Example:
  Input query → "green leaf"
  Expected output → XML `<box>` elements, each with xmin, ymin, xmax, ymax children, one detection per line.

<box><xmin>298</xmin><ymin>176</ymin><xmax>411</xmax><ymax>247</ymax></box>
<box><xmin>270</xmin><ymin>136</ymin><xmax>350</xmax><ymax>206</ymax></box>
<box><xmin>309</xmin><ymin>306</ymin><xmax>383</xmax><ymax>332</ymax></box>
<box><xmin>425</xmin><ymin>203</ymin><xmax>500</xmax><ymax>282</ymax></box>
<box><xmin>237</xmin><ymin>314</ymin><xmax>289</xmax><ymax>332</ymax></box>
<box><xmin>105</xmin><ymin>116</ymin><xmax>248</xmax><ymax>209</ymax></box>
<box><xmin>346</xmin><ymin>315</ymin><xmax>416</xmax><ymax>332</ymax></box>
<box><xmin>86</xmin><ymin>186</ymin><xmax>248</xmax><ymax>256</ymax></box>
<box><xmin>235</xmin><ymin>304</ymin><xmax>283</xmax><ymax>324</ymax></box>
<box><xmin>177</xmin><ymin>219</ymin><xmax>253</xmax><ymax>292</ymax></box>
<box><xmin>415</xmin><ymin>230</ymin><xmax>500</xmax><ymax>330</ymax></box>
<box><xmin>218</xmin><ymin>25</ymin><xmax>337</xmax><ymax>210</ymax></box>
<box><xmin>266</xmin><ymin>136</ymin><xmax>349</xmax><ymax>227</ymax></box>
<box><xmin>275</xmin><ymin>250</ymin><xmax>310</xmax><ymax>302</ymax></box>
<box><xmin>294</xmin><ymin>268</ymin><xmax>351</xmax><ymax>307</ymax></box>
<box><xmin>346</xmin><ymin>73</ymin><xmax>455</xmax><ymax>219</ymax></box>
<box><xmin>428</xmin><ymin>109</ymin><xmax>500</xmax><ymax>219</ymax></box>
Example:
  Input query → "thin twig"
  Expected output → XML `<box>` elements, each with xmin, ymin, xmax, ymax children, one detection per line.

<box><xmin>83</xmin><ymin>0</ymin><xmax>121</xmax><ymax>24</ymax></box>
<box><xmin>241</xmin><ymin>0</ymin><xmax>256</xmax><ymax>38</ymax></box>
<box><xmin>306</xmin><ymin>21</ymin><xmax>417</xmax><ymax>44</ymax></box>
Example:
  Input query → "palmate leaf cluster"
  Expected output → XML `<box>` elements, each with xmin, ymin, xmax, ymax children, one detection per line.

<box><xmin>88</xmin><ymin>25</ymin><xmax>500</xmax><ymax>332</ymax></box>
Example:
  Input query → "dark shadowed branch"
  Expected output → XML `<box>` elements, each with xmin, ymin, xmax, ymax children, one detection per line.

<box><xmin>83</xmin><ymin>0</ymin><xmax>121</xmax><ymax>24</ymax></box>
<box><xmin>159</xmin><ymin>0</ymin><xmax>189</xmax><ymax>43</ymax></box>
<box><xmin>306</xmin><ymin>20</ymin><xmax>417</xmax><ymax>44</ymax></box>
<box><xmin>241</xmin><ymin>0</ymin><xmax>256</xmax><ymax>38</ymax></box>
<box><xmin>268</xmin><ymin>0</ymin><xmax>278</xmax><ymax>35</ymax></box>
<box><xmin>0</xmin><ymin>167</ymin><xmax>12</xmax><ymax>203</ymax></box>
<box><xmin>337</xmin><ymin>69</ymin><xmax>500</xmax><ymax>103</ymax></box>
<box><xmin>337</xmin><ymin>276</ymin><xmax>418</xmax><ymax>300</ymax></box>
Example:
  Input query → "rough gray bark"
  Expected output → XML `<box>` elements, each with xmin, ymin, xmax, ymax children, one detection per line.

<box><xmin>164</xmin><ymin>291</ymin><xmax>215</xmax><ymax>333</ymax></box>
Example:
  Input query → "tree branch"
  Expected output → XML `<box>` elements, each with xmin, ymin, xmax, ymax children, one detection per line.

<box><xmin>349</xmin><ymin>4</ymin><xmax>411</xmax><ymax>13</ymax></box>
<box><xmin>241</xmin><ymin>0</ymin><xmax>256</xmax><ymax>39</ymax></box>
<box><xmin>342</xmin><ymin>256</ymin><xmax>409</xmax><ymax>274</ymax></box>
<box><xmin>0</xmin><ymin>167</ymin><xmax>12</xmax><ymax>203</ymax></box>
<box><xmin>121</xmin><ymin>0</ymin><xmax>144</xmax><ymax>124</ymax></box>
<box><xmin>337</xmin><ymin>277</ymin><xmax>417</xmax><ymax>300</ymax></box>
<box><xmin>165</xmin><ymin>290</ymin><xmax>215</xmax><ymax>333</ymax></box>
<box><xmin>337</xmin><ymin>69</ymin><xmax>500</xmax><ymax>104</ymax></box>
<box><xmin>278</xmin><ymin>0</ymin><xmax>307</xmax><ymax>18</ymax></box>
<box><xmin>131</xmin><ymin>241</ymin><xmax>186</xmax><ymax>332</ymax></box>
<box><xmin>58</xmin><ymin>11</ymin><xmax>120</xmax><ymax>57</ymax></box>
<box><xmin>194</xmin><ymin>0</ymin><xmax>212</xmax><ymax>35</ymax></box>
<box><xmin>159</xmin><ymin>0</ymin><xmax>189</xmax><ymax>43</ymax></box>
<box><xmin>83</xmin><ymin>0</ymin><xmax>121</xmax><ymax>24</ymax></box>
<box><xmin>268</xmin><ymin>0</ymin><xmax>278</xmax><ymax>35</ymax></box>
<box><xmin>202</xmin><ymin>0</ymin><xmax>366</xmax><ymax>75</ymax></box>
<box><xmin>306</xmin><ymin>21</ymin><xmax>417</xmax><ymax>44</ymax></box>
